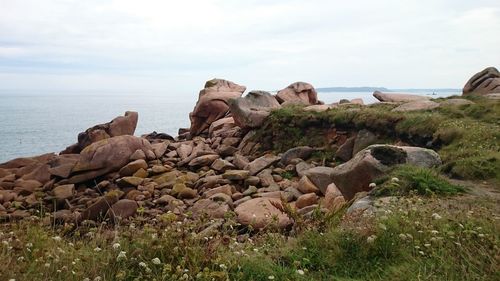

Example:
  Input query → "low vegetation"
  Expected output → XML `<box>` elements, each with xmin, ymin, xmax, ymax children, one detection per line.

<box><xmin>257</xmin><ymin>96</ymin><xmax>500</xmax><ymax>182</ymax></box>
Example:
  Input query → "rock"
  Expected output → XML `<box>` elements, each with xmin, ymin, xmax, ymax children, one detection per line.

<box><xmin>171</xmin><ymin>183</ymin><xmax>187</xmax><ymax>197</ymax></box>
<box><xmin>20</xmin><ymin>163</ymin><xmax>51</xmax><ymax>184</ymax></box>
<box><xmin>245</xmin><ymin>154</ymin><xmax>280</xmax><ymax>176</ymax></box>
<box><xmin>335</xmin><ymin>136</ymin><xmax>355</xmax><ymax>161</ymax></box>
<box><xmin>232</xmin><ymin>153</ymin><xmax>250</xmax><ymax>170</ymax></box>
<box><xmin>297</xmin><ymin>176</ymin><xmax>320</xmax><ymax>194</ymax></box>
<box><xmin>48</xmin><ymin>154</ymin><xmax>79</xmax><ymax>178</ymax></box>
<box><xmin>69</xmin><ymin>135</ymin><xmax>152</xmax><ymax>184</ymax></box>
<box><xmin>439</xmin><ymin>98</ymin><xmax>475</xmax><ymax>106</ymax></box>
<box><xmin>151</xmin><ymin>165</ymin><xmax>169</xmax><ymax>174</ymax></box>
<box><xmin>276</xmin><ymin>82</ymin><xmax>318</xmax><ymax>105</ymax></box>
<box><xmin>117</xmin><ymin>177</ymin><xmax>144</xmax><ymax>187</ymax></box>
<box><xmin>229</xmin><ymin>91</ymin><xmax>281</xmax><ymax>128</ymax></box>
<box><xmin>222</xmin><ymin>170</ymin><xmax>250</xmax><ymax>181</ymax></box>
<box><xmin>244</xmin><ymin>176</ymin><xmax>260</xmax><ymax>187</ymax></box>
<box><xmin>242</xmin><ymin>185</ymin><xmax>258</xmax><ymax>196</ymax></box>
<box><xmin>177</xmin><ymin>143</ymin><xmax>193</xmax><ymax>160</ymax></box>
<box><xmin>486</xmin><ymin>93</ymin><xmax>500</xmax><ymax>100</ymax></box>
<box><xmin>235</xmin><ymin>198</ymin><xmax>292</xmax><ymax>230</ymax></box>
<box><xmin>178</xmin><ymin>187</ymin><xmax>198</xmax><ymax>199</ymax></box>
<box><xmin>141</xmin><ymin>131</ymin><xmax>175</xmax><ymax>143</ymax></box>
<box><xmin>353</xmin><ymin>130</ymin><xmax>378</xmax><ymax>155</ymax></box>
<box><xmin>331</xmin><ymin>145</ymin><xmax>441</xmax><ymax>200</ymax></box>
<box><xmin>191</xmin><ymin>198</ymin><xmax>230</xmax><ymax>219</ymax></box>
<box><xmin>13</xmin><ymin>180</ymin><xmax>42</xmax><ymax>195</ymax></box>
<box><xmin>188</xmin><ymin>154</ymin><xmax>219</xmax><ymax>167</ymax></box>
<box><xmin>52</xmin><ymin>184</ymin><xmax>75</xmax><ymax>200</ymax></box>
<box><xmin>257</xmin><ymin>169</ymin><xmax>275</xmax><ymax>187</ymax></box>
<box><xmin>463</xmin><ymin>67</ymin><xmax>500</xmax><ymax>96</ymax></box>
<box><xmin>303</xmin><ymin>104</ymin><xmax>335</xmax><ymax>112</ymax></box>
<box><xmin>129</xmin><ymin>149</ymin><xmax>146</xmax><ymax>161</ymax></box>
<box><xmin>280</xmin><ymin>146</ymin><xmax>315</xmax><ymax>166</ymax></box>
<box><xmin>203</xmin><ymin>184</ymin><xmax>233</xmax><ymax>198</ymax></box>
<box><xmin>346</xmin><ymin>194</ymin><xmax>375</xmax><ymax>216</ymax></box>
<box><xmin>61</xmin><ymin>111</ymin><xmax>138</xmax><ymax>154</ymax></box>
<box><xmin>151</xmin><ymin>142</ymin><xmax>169</xmax><ymax>158</ymax></box>
<box><xmin>0</xmin><ymin>190</ymin><xmax>16</xmax><ymax>203</ymax></box>
<box><xmin>209</xmin><ymin>193</ymin><xmax>233</xmax><ymax>205</ymax></box>
<box><xmin>153</xmin><ymin>171</ymin><xmax>178</xmax><ymax>185</ymax></box>
<box><xmin>107</xmin><ymin>199</ymin><xmax>138</xmax><ymax>220</ymax></box>
<box><xmin>211</xmin><ymin>158</ymin><xmax>236</xmax><ymax>172</ymax></box>
<box><xmin>303</xmin><ymin>167</ymin><xmax>336</xmax><ymax>195</ymax></box>
<box><xmin>392</xmin><ymin>100</ymin><xmax>440</xmax><ymax>112</ymax></box>
<box><xmin>189</xmin><ymin>79</ymin><xmax>246</xmax><ymax>136</ymax></box>
<box><xmin>208</xmin><ymin>117</ymin><xmax>238</xmax><ymax>136</ymax></box>
<box><xmin>373</xmin><ymin>91</ymin><xmax>431</xmax><ymax>102</ymax></box>
<box><xmin>118</xmin><ymin>159</ymin><xmax>148</xmax><ymax>177</ymax></box>
<box><xmin>323</xmin><ymin>183</ymin><xmax>346</xmax><ymax>212</ymax></box>
<box><xmin>296</xmin><ymin>193</ymin><xmax>319</xmax><ymax>209</ymax></box>
<box><xmin>296</xmin><ymin>161</ymin><xmax>314</xmax><ymax>178</ymax></box>
<box><xmin>77</xmin><ymin>190</ymin><xmax>123</xmax><ymax>223</ymax></box>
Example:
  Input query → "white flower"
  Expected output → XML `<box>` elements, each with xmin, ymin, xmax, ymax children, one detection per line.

<box><xmin>297</xmin><ymin>269</ymin><xmax>305</xmax><ymax>275</ymax></box>
<box><xmin>117</xmin><ymin>251</ymin><xmax>127</xmax><ymax>261</ymax></box>
<box><xmin>139</xmin><ymin>262</ymin><xmax>147</xmax><ymax>268</ymax></box>
<box><xmin>25</xmin><ymin>243</ymin><xmax>33</xmax><ymax>248</ymax></box>
<box><xmin>44</xmin><ymin>263</ymin><xmax>50</xmax><ymax>267</ymax></box>
<box><xmin>94</xmin><ymin>277</ymin><xmax>102</xmax><ymax>281</ymax></box>
<box><xmin>112</xmin><ymin>243</ymin><xmax>120</xmax><ymax>249</ymax></box>
<box><xmin>8</xmin><ymin>279</ymin><xmax>16</xmax><ymax>281</ymax></box>
<box><xmin>219</xmin><ymin>263</ymin><xmax>227</xmax><ymax>270</ymax></box>
<box><xmin>52</xmin><ymin>236</ymin><xmax>62</xmax><ymax>242</ymax></box>
<box><xmin>399</xmin><ymin>233</ymin><xmax>407</xmax><ymax>240</ymax></box>
<box><xmin>367</xmin><ymin>235</ymin><xmax>377</xmax><ymax>244</ymax></box>
<box><xmin>424</xmin><ymin>243</ymin><xmax>431</xmax><ymax>247</ymax></box>
<box><xmin>369</xmin><ymin>183</ymin><xmax>377</xmax><ymax>188</ymax></box>
<box><xmin>391</xmin><ymin>177</ymin><xmax>399</xmax><ymax>182</ymax></box>
<box><xmin>152</xmin><ymin>258</ymin><xmax>161</xmax><ymax>265</ymax></box>
<box><xmin>431</xmin><ymin>213</ymin><xmax>442</xmax><ymax>220</ymax></box>
<box><xmin>83</xmin><ymin>278</ymin><xmax>90</xmax><ymax>281</ymax></box>
<box><xmin>93</xmin><ymin>247</ymin><xmax>101</xmax><ymax>252</ymax></box>
<box><xmin>268</xmin><ymin>276</ymin><xmax>275</xmax><ymax>280</ymax></box>
<box><xmin>430</xmin><ymin>230</ymin><xmax>439</xmax><ymax>235</ymax></box>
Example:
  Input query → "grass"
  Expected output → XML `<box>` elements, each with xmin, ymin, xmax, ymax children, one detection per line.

<box><xmin>256</xmin><ymin>96</ymin><xmax>500</xmax><ymax>182</ymax></box>
<box><xmin>373</xmin><ymin>165</ymin><xmax>465</xmax><ymax>197</ymax></box>
<box><xmin>1</xmin><ymin>191</ymin><xmax>498</xmax><ymax>280</ymax></box>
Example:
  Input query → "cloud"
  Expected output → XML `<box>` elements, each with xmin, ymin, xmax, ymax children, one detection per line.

<box><xmin>0</xmin><ymin>0</ymin><xmax>499</xmax><ymax>91</ymax></box>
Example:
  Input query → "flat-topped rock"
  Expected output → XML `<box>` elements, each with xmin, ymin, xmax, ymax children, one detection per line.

<box><xmin>373</xmin><ymin>91</ymin><xmax>431</xmax><ymax>103</ymax></box>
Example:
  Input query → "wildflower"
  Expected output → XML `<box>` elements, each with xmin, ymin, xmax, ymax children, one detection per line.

<box><xmin>268</xmin><ymin>276</ymin><xmax>275</xmax><ymax>280</ymax></box>
<box><xmin>44</xmin><ymin>263</ymin><xmax>50</xmax><ymax>267</ymax></box>
<box><xmin>2</xmin><ymin>241</ymin><xmax>8</xmax><ymax>246</ymax></box>
<box><xmin>430</xmin><ymin>230</ymin><xmax>439</xmax><ymax>235</ymax></box>
<box><xmin>297</xmin><ymin>269</ymin><xmax>305</xmax><ymax>275</ymax></box>
<box><xmin>399</xmin><ymin>233</ymin><xmax>407</xmax><ymax>240</ymax></box>
<box><xmin>391</xmin><ymin>177</ymin><xmax>399</xmax><ymax>182</ymax></box>
<box><xmin>26</xmin><ymin>243</ymin><xmax>33</xmax><ymax>248</ymax></box>
<box><xmin>369</xmin><ymin>182</ymin><xmax>376</xmax><ymax>188</ymax></box>
<box><xmin>367</xmin><ymin>235</ymin><xmax>377</xmax><ymax>243</ymax></box>
<box><xmin>219</xmin><ymin>264</ymin><xmax>227</xmax><ymax>270</ymax></box>
<box><xmin>139</xmin><ymin>262</ymin><xmax>147</xmax><ymax>268</ymax></box>
<box><xmin>112</xmin><ymin>243</ymin><xmax>121</xmax><ymax>250</ymax></box>
<box><xmin>478</xmin><ymin>233</ymin><xmax>485</xmax><ymax>238</ymax></box>
<box><xmin>418</xmin><ymin>251</ymin><xmax>425</xmax><ymax>255</ymax></box>
<box><xmin>94</xmin><ymin>277</ymin><xmax>102</xmax><ymax>281</ymax></box>
<box><xmin>8</xmin><ymin>279</ymin><xmax>15</xmax><ymax>281</ymax></box>
<box><xmin>424</xmin><ymin>243</ymin><xmax>431</xmax><ymax>247</ymax></box>
<box><xmin>93</xmin><ymin>247</ymin><xmax>102</xmax><ymax>252</ymax></box>
<box><xmin>152</xmin><ymin>258</ymin><xmax>161</xmax><ymax>265</ymax></box>
<box><xmin>83</xmin><ymin>278</ymin><xmax>90</xmax><ymax>281</ymax></box>
<box><xmin>378</xmin><ymin>223</ymin><xmax>387</xmax><ymax>231</ymax></box>
<box><xmin>431</xmin><ymin>213</ymin><xmax>442</xmax><ymax>220</ymax></box>
<box><xmin>117</xmin><ymin>251</ymin><xmax>127</xmax><ymax>261</ymax></box>
<box><xmin>52</xmin><ymin>236</ymin><xmax>62</xmax><ymax>242</ymax></box>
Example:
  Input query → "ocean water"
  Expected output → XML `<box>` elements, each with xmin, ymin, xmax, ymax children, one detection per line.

<box><xmin>0</xmin><ymin>90</ymin><xmax>458</xmax><ymax>163</ymax></box>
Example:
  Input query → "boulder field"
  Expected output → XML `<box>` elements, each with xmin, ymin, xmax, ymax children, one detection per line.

<box><xmin>0</xmin><ymin>68</ymin><xmax>494</xmax><ymax>230</ymax></box>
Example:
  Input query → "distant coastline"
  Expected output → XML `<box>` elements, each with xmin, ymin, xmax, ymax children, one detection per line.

<box><xmin>316</xmin><ymin>87</ymin><xmax>461</xmax><ymax>93</ymax></box>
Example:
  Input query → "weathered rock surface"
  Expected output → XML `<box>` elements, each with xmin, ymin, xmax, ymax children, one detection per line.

<box><xmin>189</xmin><ymin>79</ymin><xmax>246</xmax><ymax>136</ymax></box>
<box><xmin>303</xmin><ymin>167</ymin><xmax>336</xmax><ymax>195</ymax></box>
<box><xmin>61</xmin><ymin>111</ymin><xmax>138</xmax><ymax>154</ymax></box>
<box><xmin>276</xmin><ymin>82</ymin><xmax>319</xmax><ymax>105</ymax></box>
<box><xmin>280</xmin><ymin>146</ymin><xmax>315</xmax><ymax>166</ymax></box>
<box><xmin>245</xmin><ymin>154</ymin><xmax>280</xmax><ymax>176</ymax></box>
<box><xmin>463</xmin><ymin>67</ymin><xmax>500</xmax><ymax>96</ymax></box>
<box><xmin>373</xmin><ymin>91</ymin><xmax>430</xmax><ymax>103</ymax></box>
<box><xmin>235</xmin><ymin>198</ymin><xmax>292</xmax><ymax>230</ymax></box>
<box><xmin>392</xmin><ymin>100</ymin><xmax>440</xmax><ymax>112</ymax></box>
<box><xmin>229</xmin><ymin>91</ymin><xmax>281</xmax><ymax>128</ymax></box>
<box><xmin>68</xmin><ymin>135</ymin><xmax>153</xmax><ymax>184</ymax></box>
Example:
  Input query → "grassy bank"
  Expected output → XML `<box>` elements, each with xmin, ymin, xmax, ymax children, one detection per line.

<box><xmin>256</xmin><ymin>96</ymin><xmax>500</xmax><ymax>182</ymax></box>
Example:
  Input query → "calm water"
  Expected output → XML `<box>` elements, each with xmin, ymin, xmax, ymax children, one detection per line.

<box><xmin>0</xmin><ymin>90</ymin><xmax>458</xmax><ymax>163</ymax></box>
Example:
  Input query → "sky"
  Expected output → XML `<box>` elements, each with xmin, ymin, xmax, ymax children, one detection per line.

<box><xmin>0</xmin><ymin>0</ymin><xmax>499</xmax><ymax>94</ymax></box>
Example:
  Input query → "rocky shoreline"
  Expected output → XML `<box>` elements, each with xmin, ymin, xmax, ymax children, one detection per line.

<box><xmin>0</xmin><ymin>67</ymin><xmax>498</xmax><ymax>231</ymax></box>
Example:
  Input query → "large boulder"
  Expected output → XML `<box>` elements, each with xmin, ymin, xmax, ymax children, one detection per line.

<box><xmin>68</xmin><ymin>135</ymin><xmax>153</xmax><ymax>183</ymax></box>
<box><xmin>235</xmin><ymin>198</ymin><xmax>292</xmax><ymax>230</ymax></box>
<box><xmin>276</xmin><ymin>82</ymin><xmax>319</xmax><ymax>105</ymax></box>
<box><xmin>331</xmin><ymin>145</ymin><xmax>441</xmax><ymax>200</ymax></box>
<box><xmin>373</xmin><ymin>91</ymin><xmax>430</xmax><ymax>103</ymax></box>
<box><xmin>189</xmin><ymin>79</ymin><xmax>246</xmax><ymax>136</ymax></box>
<box><xmin>61</xmin><ymin>111</ymin><xmax>138</xmax><ymax>154</ymax></box>
<box><xmin>228</xmin><ymin>91</ymin><xmax>281</xmax><ymax>128</ymax></box>
<box><xmin>463</xmin><ymin>67</ymin><xmax>500</xmax><ymax>96</ymax></box>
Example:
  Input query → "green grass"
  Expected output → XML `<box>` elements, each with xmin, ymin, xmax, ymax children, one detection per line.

<box><xmin>373</xmin><ymin>165</ymin><xmax>465</xmax><ymax>196</ymax></box>
<box><xmin>256</xmin><ymin>96</ymin><xmax>500</xmax><ymax>182</ymax></box>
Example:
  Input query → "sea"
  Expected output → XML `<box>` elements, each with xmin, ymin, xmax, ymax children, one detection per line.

<box><xmin>0</xmin><ymin>90</ymin><xmax>459</xmax><ymax>163</ymax></box>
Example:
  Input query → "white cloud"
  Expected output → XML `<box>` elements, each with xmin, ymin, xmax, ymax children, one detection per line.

<box><xmin>0</xmin><ymin>0</ymin><xmax>499</xmax><ymax>91</ymax></box>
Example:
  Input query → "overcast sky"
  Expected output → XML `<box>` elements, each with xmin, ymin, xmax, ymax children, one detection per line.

<box><xmin>0</xmin><ymin>0</ymin><xmax>499</xmax><ymax>94</ymax></box>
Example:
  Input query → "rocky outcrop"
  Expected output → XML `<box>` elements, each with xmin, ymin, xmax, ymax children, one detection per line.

<box><xmin>189</xmin><ymin>79</ymin><xmax>246</xmax><ymax>136</ymax></box>
<box><xmin>331</xmin><ymin>145</ymin><xmax>441</xmax><ymax>200</ymax></box>
<box><xmin>276</xmin><ymin>82</ymin><xmax>319</xmax><ymax>105</ymax></box>
<box><xmin>463</xmin><ymin>67</ymin><xmax>500</xmax><ymax>96</ymax></box>
<box><xmin>68</xmin><ymin>135</ymin><xmax>153</xmax><ymax>183</ymax></box>
<box><xmin>228</xmin><ymin>91</ymin><xmax>281</xmax><ymax>128</ymax></box>
<box><xmin>373</xmin><ymin>91</ymin><xmax>430</xmax><ymax>103</ymax></box>
<box><xmin>235</xmin><ymin>198</ymin><xmax>292</xmax><ymax>230</ymax></box>
<box><xmin>61</xmin><ymin>111</ymin><xmax>138</xmax><ymax>154</ymax></box>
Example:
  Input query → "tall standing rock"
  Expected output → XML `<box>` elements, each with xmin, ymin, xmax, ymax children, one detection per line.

<box><xmin>189</xmin><ymin>79</ymin><xmax>246</xmax><ymax>136</ymax></box>
<box><xmin>276</xmin><ymin>82</ymin><xmax>319</xmax><ymax>105</ymax></box>
<box><xmin>61</xmin><ymin>111</ymin><xmax>139</xmax><ymax>154</ymax></box>
<box><xmin>463</xmin><ymin>67</ymin><xmax>500</xmax><ymax>96</ymax></box>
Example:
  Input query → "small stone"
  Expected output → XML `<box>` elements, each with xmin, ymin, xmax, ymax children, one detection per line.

<box><xmin>296</xmin><ymin>193</ymin><xmax>318</xmax><ymax>209</ymax></box>
<box><xmin>119</xmin><ymin>159</ymin><xmax>148</xmax><ymax>177</ymax></box>
<box><xmin>223</xmin><ymin>170</ymin><xmax>250</xmax><ymax>180</ymax></box>
<box><xmin>52</xmin><ymin>184</ymin><xmax>75</xmax><ymax>200</ymax></box>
